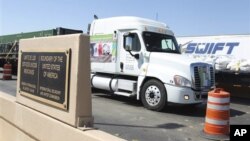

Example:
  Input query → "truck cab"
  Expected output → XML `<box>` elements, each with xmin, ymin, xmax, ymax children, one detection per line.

<box><xmin>90</xmin><ymin>16</ymin><xmax>214</xmax><ymax>111</ymax></box>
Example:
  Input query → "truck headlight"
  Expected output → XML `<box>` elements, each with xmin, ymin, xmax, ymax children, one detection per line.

<box><xmin>174</xmin><ymin>75</ymin><xmax>191</xmax><ymax>87</ymax></box>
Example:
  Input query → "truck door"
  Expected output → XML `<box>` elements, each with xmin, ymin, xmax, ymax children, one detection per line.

<box><xmin>118</xmin><ymin>31</ymin><xmax>143</xmax><ymax>76</ymax></box>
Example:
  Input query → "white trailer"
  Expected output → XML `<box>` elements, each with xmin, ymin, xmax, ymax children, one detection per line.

<box><xmin>89</xmin><ymin>17</ymin><xmax>215</xmax><ymax>111</ymax></box>
<box><xmin>177</xmin><ymin>35</ymin><xmax>250</xmax><ymax>61</ymax></box>
<box><xmin>177</xmin><ymin>35</ymin><xmax>250</xmax><ymax>98</ymax></box>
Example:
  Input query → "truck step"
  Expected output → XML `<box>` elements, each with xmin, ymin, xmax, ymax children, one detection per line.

<box><xmin>114</xmin><ymin>91</ymin><xmax>136</xmax><ymax>97</ymax></box>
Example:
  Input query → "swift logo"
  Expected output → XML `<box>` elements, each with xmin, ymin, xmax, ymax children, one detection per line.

<box><xmin>185</xmin><ymin>42</ymin><xmax>239</xmax><ymax>54</ymax></box>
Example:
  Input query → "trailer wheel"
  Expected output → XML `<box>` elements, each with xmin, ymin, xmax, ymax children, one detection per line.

<box><xmin>141</xmin><ymin>79</ymin><xmax>167</xmax><ymax>111</ymax></box>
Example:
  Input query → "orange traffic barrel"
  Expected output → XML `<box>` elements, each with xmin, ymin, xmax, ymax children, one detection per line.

<box><xmin>201</xmin><ymin>88</ymin><xmax>230</xmax><ymax>140</ymax></box>
<box><xmin>2</xmin><ymin>63</ymin><xmax>12</xmax><ymax>80</ymax></box>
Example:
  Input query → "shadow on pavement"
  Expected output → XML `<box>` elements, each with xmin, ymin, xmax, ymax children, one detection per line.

<box><xmin>230</xmin><ymin>108</ymin><xmax>246</xmax><ymax>117</ymax></box>
<box><xmin>162</xmin><ymin>104</ymin><xmax>207</xmax><ymax>117</ymax></box>
<box><xmin>94</xmin><ymin>122</ymin><xmax>185</xmax><ymax>130</ymax></box>
<box><xmin>156</xmin><ymin>123</ymin><xmax>185</xmax><ymax>129</ymax></box>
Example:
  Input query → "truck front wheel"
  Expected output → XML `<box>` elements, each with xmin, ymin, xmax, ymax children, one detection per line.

<box><xmin>141</xmin><ymin>79</ymin><xmax>167</xmax><ymax>111</ymax></box>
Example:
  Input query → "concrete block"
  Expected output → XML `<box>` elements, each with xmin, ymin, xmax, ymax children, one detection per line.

<box><xmin>16</xmin><ymin>34</ymin><xmax>92</xmax><ymax>127</ymax></box>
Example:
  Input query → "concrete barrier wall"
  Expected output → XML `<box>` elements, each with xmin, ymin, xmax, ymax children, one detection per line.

<box><xmin>0</xmin><ymin>118</ymin><xmax>35</xmax><ymax>141</ymax></box>
<box><xmin>0</xmin><ymin>92</ymin><xmax>125</xmax><ymax>141</ymax></box>
<box><xmin>0</xmin><ymin>34</ymin><xmax>125</xmax><ymax>141</ymax></box>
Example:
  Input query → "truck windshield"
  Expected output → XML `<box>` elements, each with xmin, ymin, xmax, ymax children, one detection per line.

<box><xmin>143</xmin><ymin>31</ymin><xmax>180</xmax><ymax>54</ymax></box>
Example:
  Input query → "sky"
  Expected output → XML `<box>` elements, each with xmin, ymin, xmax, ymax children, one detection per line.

<box><xmin>0</xmin><ymin>0</ymin><xmax>250</xmax><ymax>36</ymax></box>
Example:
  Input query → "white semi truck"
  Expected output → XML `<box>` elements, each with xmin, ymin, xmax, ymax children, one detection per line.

<box><xmin>89</xmin><ymin>16</ymin><xmax>215</xmax><ymax>111</ymax></box>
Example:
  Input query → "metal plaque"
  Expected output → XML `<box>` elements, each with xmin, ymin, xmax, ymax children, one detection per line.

<box><xmin>19</xmin><ymin>49</ymin><xmax>70</xmax><ymax>110</ymax></box>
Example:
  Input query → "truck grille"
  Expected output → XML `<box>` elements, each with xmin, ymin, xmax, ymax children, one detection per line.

<box><xmin>210</xmin><ymin>67</ymin><xmax>215</xmax><ymax>86</ymax></box>
<box><xmin>193</xmin><ymin>66</ymin><xmax>201</xmax><ymax>89</ymax></box>
<box><xmin>192</xmin><ymin>65</ymin><xmax>214</xmax><ymax>90</ymax></box>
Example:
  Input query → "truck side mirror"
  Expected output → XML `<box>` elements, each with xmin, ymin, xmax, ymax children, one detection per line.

<box><xmin>123</xmin><ymin>33</ymin><xmax>140</xmax><ymax>60</ymax></box>
<box><xmin>124</xmin><ymin>35</ymin><xmax>133</xmax><ymax>51</ymax></box>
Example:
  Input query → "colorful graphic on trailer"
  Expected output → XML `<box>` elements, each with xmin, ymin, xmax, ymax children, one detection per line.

<box><xmin>90</xmin><ymin>34</ymin><xmax>117</xmax><ymax>63</ymax></box>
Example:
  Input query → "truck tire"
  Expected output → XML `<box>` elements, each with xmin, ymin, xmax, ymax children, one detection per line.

<box><xmin>141</xmin><ymin>79</ymin><xmax>167</xmax><ymax>111</ymax></box>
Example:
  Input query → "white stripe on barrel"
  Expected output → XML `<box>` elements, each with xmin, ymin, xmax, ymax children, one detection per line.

<box><xmin>208</xmin><ymin>96</ymin><xmax>230</xmax><ymax>104</ymax></box>
<box><xmin>3</xmin><ymin>69</ymin><xmax>12</xmax><ymax>71</ymax></box>
<box><xmin>207</xmin><ymin>103</ymin><xmax>230</xmax><ymax>111</ymax></box>
<box><xmin>205</xmin><ymin>117</ymin><xmax>228</xmax><ymax>125</ymax></box>
<box><xmin>3</xmin><ymin>74</ymin><xmax>12</xmax><ymax>76</ymax></box>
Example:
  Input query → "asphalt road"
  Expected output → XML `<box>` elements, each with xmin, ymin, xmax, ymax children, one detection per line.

<box><xmin>1</xmin><ymin>73</ymin><xmax>250</xmax><ymax>141</ymax></box>
<box><xmin>92</xmin><ymin>90</ymin><xmax>250</xmax><ymax>141</ymax></box>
